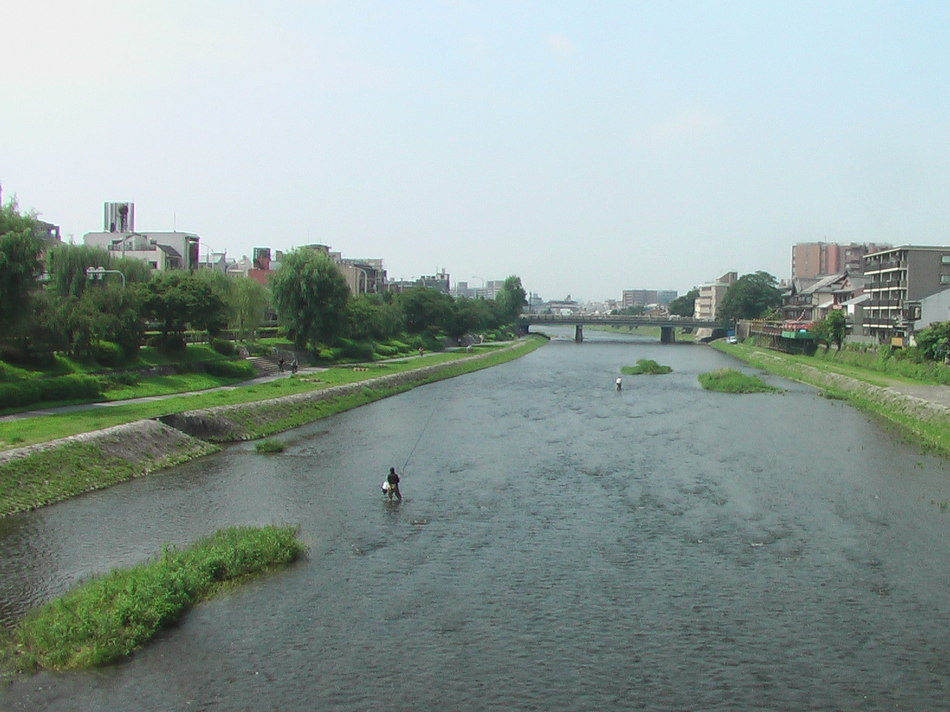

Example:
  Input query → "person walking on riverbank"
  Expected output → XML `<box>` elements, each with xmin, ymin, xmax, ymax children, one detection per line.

<box><xmin>386</xmin><ymin>467</ymin><xmax>402</xmax><ymax>500</ymax></box>
<box><xmin>616</xmin><ymin>377</ymin><xmax>622</xmax><ymax>391</ymax></box>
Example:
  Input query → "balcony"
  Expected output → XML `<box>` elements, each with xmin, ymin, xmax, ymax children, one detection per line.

<box><xmin>863</xmin><ymin>318</ymin><xmax>898</xmax><ymax>328</ymax></box>
<box><xmin>867</xmin><ymin>298</ymin><xmax>902</xmax><ymax>308</ymax></box>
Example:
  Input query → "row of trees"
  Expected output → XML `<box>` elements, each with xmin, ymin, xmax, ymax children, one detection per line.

<box><xmin>0</xmin><ymin>198</ymin><xmax>528</xmax><ymax>365</ymax></box>
<box><xmin>269</xmin><ymin>248</ymin><xmax>527</xmax><ymax>351</ymax></box>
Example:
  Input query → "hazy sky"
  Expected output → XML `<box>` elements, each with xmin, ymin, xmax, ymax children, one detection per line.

<box><xmin>4</xmin><ymin>1</ymin><xmax>950</xmax><ymax>301</ymax></box>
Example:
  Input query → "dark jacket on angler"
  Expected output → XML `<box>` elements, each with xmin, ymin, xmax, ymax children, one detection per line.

<box><xmin>386</xmin><ymin>467</ymin><xmax>402</xmax><ymax>500</ymax></box>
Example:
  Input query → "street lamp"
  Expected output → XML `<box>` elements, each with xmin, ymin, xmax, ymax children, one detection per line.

<box><xmin>86</xmin><ymin>266</ymin><xmax>126</xmax><ymax>288</ymax></box>
<box><xmin>352</xmin><ymin>264</ymin><xmax>372</xmax><ymax>294</ymax></box>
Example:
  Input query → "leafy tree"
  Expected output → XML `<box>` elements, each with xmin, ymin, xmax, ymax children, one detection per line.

<box><xmin>189</xmin><ymin>269</ymin><xmax>232</xmax><ymax>338</ymax></box>
<box><xmin>397</xmin><ymin>287</ymin><xmax>454</xmax><ymax>335</ymax></box>
<box><xmin>813</xmin><ymin>309</ymin><xmax>848</xmax><ymax>352</ymax></box>
<box><xmin>716</xmin><ymin>271</ymin><xmax>782</xmax><ymax>324</ymax></box>
<box><xmin>143</xmin><ymin>271</ymin><xmax>228</xmax><ymax>347</ymax></box>
<box><xmin>86</xmin><ymin>283</ymin><xmax>146</xmax><ymax>356</ymax></box>
<box><xmin>669</xmin><ymin>289</ymin><xmax>699</xmax><ymax>317</ymax></box>
<box><xmin>21</xmin><ymin>290</ymin><xmax>69</xmax><ymax>360</ymax></box>
<box><xmin>450</xmin><ymin>297</ymin><xmax>498</xmax><ymax>338</ymax></box>
<box><xmin>46</xmin><ymin>244</ymin><xmax>113</xmax><ymax>298</ymax></box>
<box><xmin>0</xmin><ymin>198</ymin><xmax>43</xmax><ymax>339</ymax></box>
<box><xmin>495</xmin><ymin>275</ymin><xmax>527</xmax><ymax>323</ymax></box>
<box><xmin>228</xmin><ymin>276</ymin><xmax>270</xmax><ymax>341</ymax></box>
<box><xmin>915</xmin><ymin>322</ymin><xmax>950</xmax><ymax>362</ymax></box>
<box><xmin>46</xmin><ymin>244</ymin><xmax>153</xmax><ymax>299</ymax></box>
<box><xmin>270</xmin><ymin>249</ymin><xmax>350</xmax><ymax>349</ymax></box>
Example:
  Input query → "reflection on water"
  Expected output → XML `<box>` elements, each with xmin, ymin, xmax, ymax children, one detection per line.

<box><xmin>2</xmin><ymin>329</ymin><xmax>949</xmax><ymax>710</ymax></box>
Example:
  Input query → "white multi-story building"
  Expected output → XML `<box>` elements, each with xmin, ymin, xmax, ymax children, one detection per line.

<box><xmin>694</xmin><ymin>272</ymin><xmax>736</xmax><ymax>320</ymax></box>
<box><xmin>83</xmin><ymin>202</ymin><xmax>200</xmax><ymax>271</ymax></box>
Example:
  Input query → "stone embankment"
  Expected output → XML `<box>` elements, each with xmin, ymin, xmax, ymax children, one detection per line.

<box><xmin>0</xmin><ymin>419</ymin><xmax>217</xmax><ymax>468</ymax></box>
<box><xmin>159</xmin><ymin>357</ymin><xmax>477</xmax><ymax>441</ymax></box>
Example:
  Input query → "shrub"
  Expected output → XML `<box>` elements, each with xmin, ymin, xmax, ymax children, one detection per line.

<box><xmin>46</xmin><ymin>374</ymin><xmax>104</xmax><ymax>401</ymax></box>
<box><xmin>315</xmin><ymin>346</ymin><xmax>346</xmax><ymax>362</ymax></box>
<box><xmin>0</xmin><ymin>380</ymin><xmax>43</xmax><ymax>408</ymax></box>
<box><xmin>211</xmin><ymin>338</ymin><xmax>236</xmax><ymax>356</ymax></box>
<box><xmin>338</xmin><ymin>338</ymin><xmax>375</xmax><ymax>361</ymax></box>
<box><xmin>91</xmin><ymin>340</ymin><xmax>124</xmax><ymax>368</ymax></box>
<box><xmin>204</xmin><ymin>360</ymin><xmax>256</xmax><ymax>379</ymax></box>
<box><xmin>0</xmin><ymin>375</ymin><xmax>103</xmax><ymax>409</ymax></box>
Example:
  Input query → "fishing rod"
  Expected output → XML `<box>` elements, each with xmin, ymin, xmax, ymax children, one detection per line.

<box><xmin>401</xmin><ymin>402</ymin><xmax>439</xmax><ymax>475</ymax></box>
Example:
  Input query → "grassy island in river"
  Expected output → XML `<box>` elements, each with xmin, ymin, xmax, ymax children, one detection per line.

<box><xmin>2</xmin><ymin>525</ymin><xmax>306</xmax><ymax>672</ymax></box>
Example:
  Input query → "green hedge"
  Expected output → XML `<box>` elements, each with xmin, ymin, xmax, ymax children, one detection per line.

<box><xmin>211</xmin><ymin>338</ymin><xmax>237</xmax><ymax>356</ymax></box>
<box><xmin>204</xmin><ymin>360</ymin><xmax>257</xmax><ymax>379</ymax></box>
<box><xmin>0</xmin><ymin>374</ymin><xmax>103</xmax><ymax>409</ymax></box>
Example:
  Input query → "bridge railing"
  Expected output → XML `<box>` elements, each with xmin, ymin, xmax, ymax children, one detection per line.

<box><xmin>519</xmin><ymin>313</ymin><xmax>722</xmax><ymax>327</ymax></box>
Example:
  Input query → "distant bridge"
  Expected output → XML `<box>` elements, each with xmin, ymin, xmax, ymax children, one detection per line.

<box><xmin>517</xmin><ymin>313</ymin><xmax>726</xmax><ymax>343</ymax></box>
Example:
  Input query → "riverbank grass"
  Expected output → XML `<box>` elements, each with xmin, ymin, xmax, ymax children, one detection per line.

<box><xmin>698</xmin><ymin>368</ymin><xmax>782</xmax><ymax>394</ymax></box>
<box><xmin>4</xmin><ymin>525</ymin><xmax>306</xmax><ymax>672</ymax></box>
<box><xmin>621</xmin><ymin>359</ymin><xmax>673</xmax><ymax>375</ymax></box>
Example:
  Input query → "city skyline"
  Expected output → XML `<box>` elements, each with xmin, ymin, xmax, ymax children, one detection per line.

<box><xmin>4</xmin><ymin>1</ymin><xmax>950</xmax><ymax>301</ymax></box>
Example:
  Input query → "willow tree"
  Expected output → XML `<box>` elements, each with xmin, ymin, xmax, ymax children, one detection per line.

<box><xmin>229</xmin><ymin>276</ymin><xmax>270</xmax><ymax>341</ymax></box>
<box><xmin>495</xmin><ymin>275</ymin><xmax>528</xmax><ymax>323</ymax></box>
<box><xmin>0</xmin><ymin>198</ymin><xmax>43</xmax><ymax>340</ymax></box>
<box><xmin>270</xmin><ymin>249</ymin><xmax>350</xmax><ymax>350</ymax></box>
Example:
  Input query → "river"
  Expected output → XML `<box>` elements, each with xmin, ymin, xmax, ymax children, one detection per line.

<box><xmin>2</xmin><ymin>328</ymin><xmax>949</xmax><ymax>711</ymax></box>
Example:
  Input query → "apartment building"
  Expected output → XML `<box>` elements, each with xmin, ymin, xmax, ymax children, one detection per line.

<box><xmin>863</xmin><ymin>245</ymin><xmax>950</xmax><ymax>343</ymax></box>
<box><xmin>792</xmin><ymin>242</ymin><xmax>888</xmax><ymax>279</ymax></box>
<box><xmin>622</xmin><ymin>289</ymin><xmax>678</xmax><ymax>309</ymax></box>
<box><xmin>694</xmin><ymin>272</ymin><xmax>736</xmax><ymax>320</ymax></box>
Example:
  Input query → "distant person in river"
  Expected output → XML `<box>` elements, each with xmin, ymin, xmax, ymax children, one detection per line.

<box><xmin>616</xmin><ymin>377</ymin><xmax>623</xmax><ymax>391</ymax></box>
<box><xmin>386</xmin><ymin>467</ymin><xmax>402</xmax><ymax>500</ymax></box>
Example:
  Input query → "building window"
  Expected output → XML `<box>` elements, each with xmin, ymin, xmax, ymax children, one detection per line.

<box><xmin>943</xmin><ymin>255</ymin><xmax>950</xmax><ymax>264</ymax></box>
<box><xmin>941</xmin><ymin>275</ymin><xmax>950</xmax><ymax>284</ymax></box>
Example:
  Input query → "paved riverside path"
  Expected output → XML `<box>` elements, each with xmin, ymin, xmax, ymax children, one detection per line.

<box><xmin>886</xmin><ymin>382</ymin><xmax>950</xmax><ymax>410</ymax></box>
<box><xmin>0</xmin><ymin>367</ymin><xmax>325</xmax><ymax>422</ymax></box>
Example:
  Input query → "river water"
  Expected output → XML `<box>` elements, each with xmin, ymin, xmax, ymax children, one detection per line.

<box><xmin>2</xmin><ymin>329</ymin><xmax>949</xmax><ymax>711</ymax></box>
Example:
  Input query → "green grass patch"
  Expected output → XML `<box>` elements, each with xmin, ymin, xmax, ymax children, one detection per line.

<box><xmin>621</xmin><ymin>359</ymin><xmax>673</xmax><ymax>375</ymax></box>
<box><xmin>100</xmin><ymin>372</ymin><xmax>249</xmax><ymax>401</ymax></box>
<box><xmin>3</xmin><ymin>525</ymin><xmax>306</xmax><ymax>671</ymax></box>
<box><xmin>254</xmin><ymin>439</ymin><xmax>285</xmax><ymax>454</ymax></box>
<box><xmin>698</xmin><ymin>368</ymin><xmax>782</xmax><ymax>394</ymax></box>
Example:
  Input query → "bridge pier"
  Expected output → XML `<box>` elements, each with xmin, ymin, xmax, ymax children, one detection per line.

<box><xmin>660</xmin><ymin>326</ymin><xmax>675</xmax><ymax>344</ymax></box>
<box><xmin>575</xmin><ymin>324</ymin><xmax>584</xmax><ymax>342</ymax></box>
